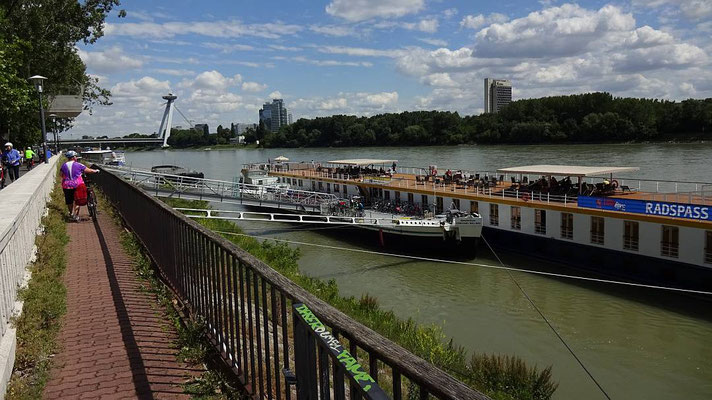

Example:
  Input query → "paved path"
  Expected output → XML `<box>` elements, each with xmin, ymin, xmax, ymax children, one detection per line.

<box><xmin>43</xmin><ymin>209</ymin><xmax>202</xmax><ymax>399</ymax></box>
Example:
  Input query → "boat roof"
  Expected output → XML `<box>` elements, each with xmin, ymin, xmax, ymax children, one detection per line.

<box><xmin>496</xmin><ymin>165</ymin><xmax>640</xmax><ymax>177</ymax></box>
<box><xmin>81</xmin><ymin>149</ymin><xmax>114</xmax><ymax>154</ymax></box>
<box><xmin>327</xmin><ymin>159</ymin><xmax>397</xmax><ymax>166</ymax></box>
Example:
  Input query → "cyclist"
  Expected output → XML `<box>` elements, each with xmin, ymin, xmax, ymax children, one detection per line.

<box><xmin>61</xmin><ymin>151</ymin><xmax>99</xmax><ymax>222</ymax></box>
<box><xmin>24</xmin><ymin>147</ymin><xmax>36</xmax><ymax>170</ymax></box>
<box><xmin>2</xmin><ymin>142</ymin><xmax>21</xmax><ymax>182</ymax></box>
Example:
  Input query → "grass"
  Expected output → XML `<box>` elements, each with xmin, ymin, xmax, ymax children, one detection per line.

<box><xmin>162</xmin><ymin>197</ymin><xmax>558</xmax><ymax>400</ymax></box>
<box><xmin>96</xmin><ymin>192</ymin><xmax>244</xmax><ymax>399</ymax></box>
<box><xmin>5</xmin><ymin>180</ymin><xmax>69</xmax><ymax>399</ymax></box>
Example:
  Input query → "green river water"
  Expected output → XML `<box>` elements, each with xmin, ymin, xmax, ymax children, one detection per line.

<box><xmin>125</xmin><ymin>143</ymin><xmax>712</xmax><ymax>399</ymax></box>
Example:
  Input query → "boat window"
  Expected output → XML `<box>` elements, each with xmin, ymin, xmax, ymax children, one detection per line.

<box><xmin>436</xmin><ymin>197</ymin><xmax>443</xmax><ymax>213</ymax></box>
<box><xmin>299</xmin><ymin>179</ymin><xmax>303</xmax><ymax>187</ymax></box>
<box><xmin>561</xmin><ymin>213</ymin><xmax>573</xmax><ymax>240</ymax></box>
<box><xmin>312</xmin><ymin>181</ymin><xmax>316</xmax><ymax>190</ymax></box>
<box><xmin>624</xmin><ymin>221</ymin><xmax>639</xmax><ymax>251</ymax></box>
<box><xmin>511</xmin><ymin>206</ymin><xmax>521</xmax><ymax>230</ymax></box>
<box><xmin>705</xmin><ymin>231</ymin><xmax>712</xmax><ymax>264</ymax></box>
<box><xmin>334</xmin><ymin>184</ymin><xmax>340</xmax><ymax>193</ymax></box>
<box><xmin>591</xmin><ymin>216</ymin><xmax>605</xmax><ymax>245</ymax></box>
<box><xmin>395</xmin><ymin>191</ymin><xmax>401</xmax><ymax>201</ymax></box>
<box><xmin>421</xmin><ymin>194</ymin><xmax>428</xmax><ymax>207</ymax></box>
<box><xmin>490</xmin><ymin>204</ymin><xmax>499</xmax><ymax>226</ymax></box>
<box><xmin>408</xmin><ymin>193</ymin><xmax>414</xmax><ymax>203</ymax></box>
<box><xmin>470</xmin><ymin>201</ymin><xmax>478</xmax><ymax>214</ymax></box>
<box><xmin>661</xmin><ymin>225</ymin><xmax>679</xmax><ymax>258</ymax></box>
<box><xmin>385</xmin><ymin>191</ymin><xmax>391</xmax><ymax>200</ymax></box>
<box><xmin>452</xmin><ymin>198</ymin><xmax>460</xmax><ymax>210</ymax></box>
<box><xmin>319</xmin><ymin>182</ymin><xmax>323</xmax><ymax>190</ymax></box>
<box><xmin>535</xmin><ymin>209</ymin><xmax>546</xmax><ymax>234</ymax></box>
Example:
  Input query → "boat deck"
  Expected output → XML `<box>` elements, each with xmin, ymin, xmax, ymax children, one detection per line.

<box><xmin>268</xmin><ymin>168</ymin><xmax>712</xmax><ymax>226</ymax></box>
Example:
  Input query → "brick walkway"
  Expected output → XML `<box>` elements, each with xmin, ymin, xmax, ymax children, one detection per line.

<box><xmin>43</xmin><ymin>209</ymin><xmax>202</xmax><ymax>399</ymax></box>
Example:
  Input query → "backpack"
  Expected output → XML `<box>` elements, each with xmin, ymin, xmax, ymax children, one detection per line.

<box><xmin>74</xmin><ymin>184</ymin><xmax>88</xmax><ymax>206</ymax></box>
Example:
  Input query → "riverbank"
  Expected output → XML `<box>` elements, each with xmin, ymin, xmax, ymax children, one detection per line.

<box><xmin>162</xmin><ymin>197</ymin><xmax>559</xmax><ymax>400</ymax></box>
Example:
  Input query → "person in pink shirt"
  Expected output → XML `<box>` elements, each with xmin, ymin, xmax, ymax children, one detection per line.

<box><xmin>61</xmin><ymin>151</ymin><xmax>99</xmax><ymax>221</ymax></box>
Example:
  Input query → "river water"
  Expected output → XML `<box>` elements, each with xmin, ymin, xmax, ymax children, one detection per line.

<box><xmin>125</xmin><ymin>143</ymin><xmax>712</xmax><ymax>399</ymax></box>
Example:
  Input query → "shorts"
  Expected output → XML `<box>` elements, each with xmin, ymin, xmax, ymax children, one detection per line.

<box><xmin>63</xmin><ymin>188</ymin><xmax>76</xmax><ymax>205</ymax></box>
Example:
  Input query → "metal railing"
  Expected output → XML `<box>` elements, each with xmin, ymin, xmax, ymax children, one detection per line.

<box><xmin>94</xmin><ymin>168</ymin><xmax>488</xmax><ymax>400</ymax></box>
<box><xmin>103</xmin><ymin>166</ymin><xmax>339</xmax><ymax>210</ymax></box>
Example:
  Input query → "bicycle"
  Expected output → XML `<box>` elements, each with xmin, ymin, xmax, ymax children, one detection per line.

<box><xmin>86</xmin><ymin>179</ymin><xmax>98</xmax><ymax>222</ymax></box>
<box><xmin>26</xmin><ymin>157</ymin><xmax>34</xmax><ymax>171</ymax></box>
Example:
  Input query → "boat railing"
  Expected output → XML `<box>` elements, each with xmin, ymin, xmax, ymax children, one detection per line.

<box><xmin>103</xmin><ymin>166</ymin><xmax>339</xmax><ymax>207</ymax></box>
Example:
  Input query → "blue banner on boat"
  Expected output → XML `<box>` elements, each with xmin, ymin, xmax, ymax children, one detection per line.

<box><xmin>577</xmin><ymin>196</ymin><xmax>712</xmax><ymax>221</ymax></box>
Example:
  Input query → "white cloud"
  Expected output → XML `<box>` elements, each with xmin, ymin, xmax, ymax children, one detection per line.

<box><xmin>180</xmin><ymin>70</ymin><xmax>243</xmax><ymax>92</ymax></box>
<box><xmin>418</xmin><ymin>38</ymin><xmax>448</xmax><ymax>47</ymax></box>
<box><xmin>290</xmin><ymin>56</ymin><xmax>373</xmax><ymax>67</ymax></box>
<box><xmin>325</xmin><ymin>0</ymin><xmax>425</xmax><ymax>22</ymax></box>
<box><xmin>474</xmin><ymin>4</ymin><xmax>635</xmax><ymax>58</ymax></box>
<box><xmin>317</xmin><ymin>45</ymin><xmax>404</xmax><ymax>58</ymax></box>
<box><xmin>153</xmin><ymin>68</ymin><xmax>195</xmax><ymax>76</ymax></box>
<box><xmin>78</xmin><ymin>46</ymin><xmax>143</xmax><ymax>73</ymax></box>
<box><xmin>105</xmin><ymin>20</ymin><xmax>303</xmax><ymax>39</ymax></box>
<box><xmin>241</xmin><ymin>82</ymin><xmax>268</xmax><ymax>92</ymax></box>
<box><xmin>269</xmin><ymin>45</ymin><xmax>302</xmax><ymax>52</ymax></box>
<box><xmin>633</xmin><ymin>0</ymin><xmax>712</xmax><ymax>21</ymax></box>
<box><xmin>268</xmin><ymin>91</ymin><xmax>283</xmax><ymax>99</ymax></box>
<box><xmin>111</xmin><ymin>76</ymin><xmax>171</xmax><ymax>100</ymax></box>
<box><xmin>202</xmin><ymin>42</ymin><xmax>255</xmax><ymax>53</ymax></box>
<box><xmin>289</xmin><ymin>91</ymin><xmax>399</xmax><ymax>116</ymax></box>
<box><xmin>309</xmin><ymin>24</ymin><xmax>358</xmax><ymax>37</ymax></box>
<box><xmin>460</xmin><ymin>13</ymin><xmax>509</xmax><ymax>30</ymax></box>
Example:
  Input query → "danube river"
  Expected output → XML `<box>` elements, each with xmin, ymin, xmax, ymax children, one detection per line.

<box><xmin>125</xmin><ymin>143</ymin><xmax>712</xmax><ymax>399</ymax></box>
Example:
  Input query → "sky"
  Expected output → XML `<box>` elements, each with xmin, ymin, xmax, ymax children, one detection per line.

<box><xmin>67</xmin><ymin>0</ymin><xmax>712</xmax><ymax>137</ymax></box>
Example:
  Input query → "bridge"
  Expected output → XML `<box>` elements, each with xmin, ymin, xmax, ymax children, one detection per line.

<box><xmin>58</xmin><ymin>137</ymin><xmax>164</xmax><ymax>147</ymax></box>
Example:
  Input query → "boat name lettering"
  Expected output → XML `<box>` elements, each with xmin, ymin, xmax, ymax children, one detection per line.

<box><xmin>578</xmin><ymin>196</ymin><xmax>711</xmax><ymax>221</ymax></box>
<box><xmin>294</xmin><ymin>303</ymin><xmax>379</xmax><ymax>392</ymax></box>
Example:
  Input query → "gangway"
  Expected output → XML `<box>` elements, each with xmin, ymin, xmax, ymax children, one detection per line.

<box><xmin>102</xmin><ymin>166</ymin><xmax>339</xmax><ymax>212</ymax></box>
<box><xmin>175</xmin><ymin>207</ymin><xmax>404</xmax><ymax>226</ymax></box>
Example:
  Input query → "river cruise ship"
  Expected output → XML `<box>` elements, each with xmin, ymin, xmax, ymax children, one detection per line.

<box><xmin>245</xmin><ymin>159</ymin><xmax>712</xmax><ymax>291</ymax></box>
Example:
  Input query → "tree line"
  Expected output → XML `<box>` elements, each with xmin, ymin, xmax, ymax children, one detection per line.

<box><xmin>0</xmin><ymin>1</ymin><xmax>123</xmax><ymax>148</ymax></box>
<box><xmin>259</xmin><ymin>93</ymin><xmax>712</xmax><ymax>147</ymax></box>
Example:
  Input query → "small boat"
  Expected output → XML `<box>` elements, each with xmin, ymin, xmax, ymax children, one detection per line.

<box><xmin>151</xmin><ymin>165</ymin><xmax>204</xmax><ymax>179</ymax></box>
<box><xmin>80</xmin><ymin>149</ymin><xmax>126</xmax><ymax>166</ymax></box>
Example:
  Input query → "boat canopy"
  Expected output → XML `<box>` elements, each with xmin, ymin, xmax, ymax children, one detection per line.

<box><xmin>496</xmin><ymin>165</ymin><xmax>639</xmax><ymax>177</ymax></box>
<box><xmin>327</xmin><ymin>159</ymin><xmax>397</xmax><ymax>166</ymax></box>
<box><xmin>274</xmin><ymin>155</ymin><xmax>289</xmax><ymax>162</ymax></box>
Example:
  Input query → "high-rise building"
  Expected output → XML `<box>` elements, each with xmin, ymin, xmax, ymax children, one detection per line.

<box><xmin>288</xmin><ymin>113</ymin><xmax>293</xmax><ymax>125</ymax></box>
<box><xmin>259</xmin><ymin>99</ymin><xmax>290</xmax><ymax>132</ymax></box>
<box><xmin>231</xmin><ymin>123</ymin><xmax>258</xmax><ymax>135</ymax></box>
<box><xmin>484</xmin><ymin>78</ymin><xmax>512</xmax><ymax>113</ymax></box>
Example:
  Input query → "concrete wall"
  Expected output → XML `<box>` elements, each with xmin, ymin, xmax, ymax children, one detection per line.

<box><xmin>0</xmin><ymin>155</ymin><xmax>60</xmax><ymax>398</ymax></box>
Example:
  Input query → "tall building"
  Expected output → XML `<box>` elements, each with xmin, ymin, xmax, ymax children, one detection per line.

<box><xmin>259</xmin><ymin>99</ymin><xmax>290</xmax><ymax>132</ymax></box>
<box><xmin>484</xmin><ymin>78</ymin><xmax>512</xmax><ymax>113</ymax></box>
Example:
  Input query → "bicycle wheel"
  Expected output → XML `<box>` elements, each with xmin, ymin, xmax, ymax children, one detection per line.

<box><xmin>87</xmin><ymin>190</ymin><xmax>97</xmax><ymax>222</ymax></box>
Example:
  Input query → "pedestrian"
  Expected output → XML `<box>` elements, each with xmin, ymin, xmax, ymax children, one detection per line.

<box><xmin>3</xmin><ymin>142</ymin><xmax>21</xmax><ymax>182</ymax></box>
<box><xmin>61</xmin><ymin>151</ymin><xmax>99</xmax><ymax>222</ymax></box>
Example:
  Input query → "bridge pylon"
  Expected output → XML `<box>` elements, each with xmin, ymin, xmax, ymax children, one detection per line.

<box><xmin>158</xmin><ymin>93</ymin><xmax>178</xmax><ymax>148</ymax></box>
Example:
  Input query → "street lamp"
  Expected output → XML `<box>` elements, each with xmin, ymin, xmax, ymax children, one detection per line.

<box><xmin>48</xmin><ymin>113</ymin><xmax>58</xmax><ymax>153</ymax></box>
<box><xmin>28</xmin><ymin>75</ymin><xmax>48</xmax><ymax>163</ymax></box>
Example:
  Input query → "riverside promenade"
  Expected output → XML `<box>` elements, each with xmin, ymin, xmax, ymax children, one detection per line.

<box><xmin>42</xmin><ymin>209</ymin><xmax>202</xmax><ymax>399</ymax></box>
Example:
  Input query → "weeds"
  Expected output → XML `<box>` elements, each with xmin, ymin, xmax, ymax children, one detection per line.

<box><xmin>162</xmin><ymin>197</ymin><xmax>559</xmax><ymax>400</ymax></box>
<box><xmin>6</xmin><ymin>182</ymin><xmax>68</xmax><ymax>399</ymax></box>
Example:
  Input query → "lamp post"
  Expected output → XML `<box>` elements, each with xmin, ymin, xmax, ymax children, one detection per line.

<box><xmin>48</xmin><ymin>113</ymin><xmax>58</xmax><ymax>153</ymax></box>
<box><xmin>28</xmin><ymin>75</ymin><xmax>48</xmax><ymax>163</ymax></box>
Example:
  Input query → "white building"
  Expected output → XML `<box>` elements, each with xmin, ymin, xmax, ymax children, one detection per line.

<box><xmin>484</xmin><ymin>78</ymin><xmax>512</xmax><ymax>113</ymax></box>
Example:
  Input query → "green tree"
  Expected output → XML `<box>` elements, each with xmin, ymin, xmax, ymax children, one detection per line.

<box><xmin>0</xmin><ymin>1</ymin><xmax>124</xmax><ymax>145</ymax></box>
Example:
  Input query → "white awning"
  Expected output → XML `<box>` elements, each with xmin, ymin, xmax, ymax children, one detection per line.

<box><xmin>327</xmin><ymin>159</ymin><xmax>397</xmax><ymax>166</ymax></box>
<box><xmin>274</xmin><ymin>155</ymin><xmax>289</xmax><ymax>162</ymax></box>
<box><xmin>496</xmin><ymin>165</ymin><xmax>639</xmax><ymax>177</ymax></box>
